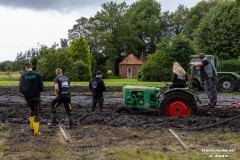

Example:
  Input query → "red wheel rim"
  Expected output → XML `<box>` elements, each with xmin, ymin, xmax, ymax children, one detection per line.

<box><xmin>167</xmin><ymin>101</ymin><xmax>190</xmax><ymax>116</ymax></box>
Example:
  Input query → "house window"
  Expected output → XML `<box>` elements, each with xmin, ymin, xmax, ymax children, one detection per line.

<box><xmin>120</xmin><ymin>67</ymin><xmax>122</xmax><ymax>74</ymax></box>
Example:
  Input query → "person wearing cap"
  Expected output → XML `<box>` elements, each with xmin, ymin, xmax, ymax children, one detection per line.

<box><xmin>48</xmin><ymin>68</ymin><xmax>74</xmax><ymax>129</ymax></box>
<box><xmin>19</xmin><ymin>62</ymin><xmax>43</xmax><ymax>135</ymax></box>
<box><xmin>89</xmin><ymin>71</ymin><xmax>106</xmax><ymax>113</ymax></box>
<box><xmin>190</xmin><ymin>53</ymin><xmax>218</xmax><ymax>107</ymax></box>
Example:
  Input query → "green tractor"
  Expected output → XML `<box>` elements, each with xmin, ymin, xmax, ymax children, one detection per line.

<box><xmin>190</xmin><ymin>55</ymin><xmax>240</xmax><ymax>92</ymax></box>
<box><xmin>120</xmin><ymin>86</ymin><xmax>197</xmax><ymax>117</ymax></box>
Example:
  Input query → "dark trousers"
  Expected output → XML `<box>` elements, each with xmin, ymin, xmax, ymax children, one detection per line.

<box><xmin>26</xmin><ymin>97</ymin><xmax>41</xmax><ymax>122</ymax></box>
<box><xmin>204</xmin><ymin>77</ymin><xmax>218</xmax><ymax>103</ymax></box>
<box><xmin>92</xmin><ymin>96</ymin><xmax>104</xmax><ymax>112</ymax></box>
<box><xmin>51</xmin><ymin>96</ymin><xmax>73</xmax><ymax>116</ymax></box>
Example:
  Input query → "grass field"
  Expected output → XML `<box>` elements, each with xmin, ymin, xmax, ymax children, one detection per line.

<box><xmin>0</xmin><ymin>72</ymin><xmax>167</xmax><ymax>87</ymax></box>
<box><xmin>0</xmin><ymin>123</ymin><xmax>239</xmax><ymax>160</ymax></box>
<box><xmin>0</xmin><ymin>71</ymin><xmax>20</xmax><ymax>81</ymax></box>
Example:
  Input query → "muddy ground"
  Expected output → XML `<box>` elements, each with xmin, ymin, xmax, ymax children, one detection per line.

<box><xmin>0</xmin><ymin>86</ymin><xmax>240</xmax><ymax>159</ymax></box>
<box><xmin>0</xmin><ymin>86</ymin><xmax>239</xmax><ymax>132</ymax></box>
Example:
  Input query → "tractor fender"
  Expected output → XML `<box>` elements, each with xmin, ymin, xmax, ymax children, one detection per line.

<box><xmin>163</xmin><ymin>88</ymin><xmax>195</xmax><ymax>99</ymax></box>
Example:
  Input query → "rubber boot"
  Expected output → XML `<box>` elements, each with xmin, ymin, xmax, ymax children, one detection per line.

<box><xmin>48</xmin><ymin>113</ymin><xmax>58</xmax><ymax>126</ymax></box>
<box><xmin>69</xmin><ymin>115</ymin><xmax>74</xmax><ymax>129</ymax></box>
<box><xmin>30</xmin><ymin>116</ymin><xmax>34</xmax><ymax>131</ymax></box>
<box><xmin>33</xmin><ymin>122</ymin><xmax>40</xmax><ymax>136</ymax></box>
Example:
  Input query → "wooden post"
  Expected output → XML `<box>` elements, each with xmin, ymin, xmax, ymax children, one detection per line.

<box><xmin>168</xmin><ymin>129</ymin><xmax>189</xmax><ymax>151</ymax></box>
<box><xmin>59</xmin><ymin>125</ymin><xmax>69</xmax><ymax>142</ymax></box>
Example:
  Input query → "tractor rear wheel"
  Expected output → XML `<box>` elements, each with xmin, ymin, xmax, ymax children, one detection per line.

<box><xmin>158</xmin><ymin>92</ymin><xmax>197</xmax><ymax>117</ymax></box>
<box><xmin>217</xmin><ymin>75</ymin><xmax>237</xmax><ymax>92</ymax></box>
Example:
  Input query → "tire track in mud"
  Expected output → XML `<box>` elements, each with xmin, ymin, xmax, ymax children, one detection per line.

<box><xmin>0</xmin><ymin>87</ymin><xmax>239</xmax><ymax>132</ymax></box>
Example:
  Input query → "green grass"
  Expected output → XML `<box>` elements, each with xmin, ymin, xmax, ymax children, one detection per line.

<box><xmin>0</xmin><ymin>77</ymin><xmax>167</xmax><ymax>87</ymax></box>
<box><xmin>0</xmin><ymin>71</ymin><xmax>167</xmax><ymax>87</ymax></box>
<box><xmin>1</xmin><ymin>124</ymin><xmax>239</xmax><ymax>160</ymax></box>
<box><xmin>107</xmin><ymin>147</ymin><xmax>204</xmax><ymax>160</ymax></box>
<box><xmin>0</xmin><ymin>72</ymin><xmax>20</xmax><ymax>81</ymax></box>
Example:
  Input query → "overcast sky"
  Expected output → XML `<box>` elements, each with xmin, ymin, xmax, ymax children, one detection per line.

<box><xmin>0</xmin><ymin>0</ymin><xmax>201</xmax><ymax>62</ymax></box>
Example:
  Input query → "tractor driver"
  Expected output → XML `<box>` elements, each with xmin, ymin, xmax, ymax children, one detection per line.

<box><xmin>190</xmin><ymin>53</ymin><xmax>218</xmax><ymax>107</ymax></box>
<box><xmin>170</xmin><ymin>62</ymin><xmax>187</xmax><ymax>89</ymax></box>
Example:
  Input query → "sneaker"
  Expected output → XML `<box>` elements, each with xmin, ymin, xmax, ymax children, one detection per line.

<box><xmin>34</xmin><ymin>132</ymin><xmax>41</xmax><ymax>136</ymax></box>
<box><xmin>47</xmin><ymin>121</ymin><xmax>58</xmax><ymax>127</ymax></box>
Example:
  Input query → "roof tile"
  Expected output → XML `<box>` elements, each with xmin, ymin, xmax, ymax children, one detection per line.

<box><xmin>119</xmin><ymin>54</ymin><xmax>143</xmax><ymax>65</ymax></box>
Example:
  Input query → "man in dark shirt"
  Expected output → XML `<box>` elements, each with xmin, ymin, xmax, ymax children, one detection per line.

<box><xmin>190</xmin><ymin>53</ymin><xmax>218</xmax><ymax>107</ymax></box>
<box><xmin>19</xmin><ymin>62</ymin><xmax>43</xmax><ymax>136</ymax></box>
<box><xmin>89</xmin><ymin>71</ymin><xmax>106</xmax><ymax>113</ymax></box>
<box><xmin>48</xmin><ymin>68</ymin><xmax>74</xmax><ymax>129</ymax></box>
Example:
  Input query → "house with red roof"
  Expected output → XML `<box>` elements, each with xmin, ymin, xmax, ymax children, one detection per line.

<box><xmin>119</xmin><ymin>54</ymin><xmax>144</xmax><ymax>78</ymax></box>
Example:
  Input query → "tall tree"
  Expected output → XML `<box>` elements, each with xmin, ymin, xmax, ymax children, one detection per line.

<box><xmin>184</xmin><ymin>0</ymin><xmax>219</xmax><ymax>39</ymax></box>
<box><xmin>124</xmin><ymin>0</ymin><xmax>162</xmax><ymax>55</ymax></box>
<box><xmin>194</xmin><ymin>0</ymin><xmax>240</xmax><ymax>59</ymax></box>
<box><xmin>160</xmin><ymin>11</ymin><xmax>174</xmax><ymax>40</ymax></box>
<box><xmin>67</xmin><ymin>36</ymin><xmax>92</xmax><ymax>73</ymax></box>
<box><xmin>169</xmin><ymin>34</ymin><xmax>196</xmax><ymax>69</ymax></box>
<box><xmin>171</xmin><ymin>5</ymin><xmax>189</xmax><ymax>35</ymax></box>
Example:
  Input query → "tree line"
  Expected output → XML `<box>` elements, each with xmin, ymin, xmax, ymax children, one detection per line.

<box><xmin>0</xmin><ymin>0</ymin><xmax>239</xmax><ymax>81</ymax></box>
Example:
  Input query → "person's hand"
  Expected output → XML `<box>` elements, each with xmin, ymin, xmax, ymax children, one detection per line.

<box><xmin>189</xmin><ymin>62</ymin><xmax>194</xmax><ymax>65</ymax></box>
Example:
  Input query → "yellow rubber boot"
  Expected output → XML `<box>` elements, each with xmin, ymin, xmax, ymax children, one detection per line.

<box><xmin>33</xmin><ymin>122</ymin><xmax>40</xmax><ymax>136</ymax></box>
<box><xmin>30</xmin><ymin>116</ymin><xmax>34</xmax><ymax>131</ymax></box>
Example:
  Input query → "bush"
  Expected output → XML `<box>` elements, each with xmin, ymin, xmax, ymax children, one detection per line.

<box><xmin>219</xmin><ymin>59</ymin><xmax>240</xmax><ymax>72</ymax></box>
<box><xmin>37</xmin><ymin>51</ymin><xmax>92</xmax><ymax>81</ymax></box>
<box><xmin>65</xmin><ymin>61</ymin><xmax>91</xmax><ymax>81</ymax></box>
<box><xmin>140</xmin><ymin>51</ymin><xmax>172</xmax><ymax>82</ymax></box>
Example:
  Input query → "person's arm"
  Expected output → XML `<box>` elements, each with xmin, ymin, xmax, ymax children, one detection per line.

<box><xmin>102</xmin><ymin>80</ymin><xmax>106</xmax><ymax>92</ymax></box>
<box><xmin>55</xmin><ymin>83</ymin><xmax>59</xmax><ymax>95</ymax></box>
<box><xmin>89</xmin><ymin>79</ymin><xmax>92</xmax><ymax>91</ymax></box>
<box><xmin>171</xmin><ymin>73</ymin><xmax>177</xmax><ymax>83</ymax></box>
<box><xmin>38</xmin><ymin>74</ymin><xmax>44</xmax><ymax>92</ymax></box>
<box><xmin>189</xmin><ymin>61</ymin><xmax>203</xmax><ymax>67</ymax></box>
<box><xmin>19</xmin><ymin>74</ymin><xmax>25</xmax><ymax>94</ymax></box>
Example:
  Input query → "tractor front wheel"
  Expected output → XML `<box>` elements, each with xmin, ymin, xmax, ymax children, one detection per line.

<box><xmin>159</xmin><ymin>92</ymin><xmax>197</xmax><ymax>117</ymax></box>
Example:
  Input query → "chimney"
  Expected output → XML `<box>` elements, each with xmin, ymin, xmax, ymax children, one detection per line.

<box><xmin>140</xmin><ymin>52</ymin><xmax>147</xmax><ymax>62</ymax></box>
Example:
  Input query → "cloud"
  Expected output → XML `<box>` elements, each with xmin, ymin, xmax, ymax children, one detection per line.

<box><xmin>0</xmin><ymin>0</ymin><xmax>114</xmax><ymax>13</ymax></box>
<box><xmin>0</xmin><ymin>0</ymin><xmax>201</xmax><ymax>14</ymax></box>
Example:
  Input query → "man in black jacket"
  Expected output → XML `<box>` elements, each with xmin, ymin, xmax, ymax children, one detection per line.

<box><xmin>19</xmin><ymin>62</ymin><xmax>43</xmax><ymax>136</ymax></box>
<box><xmin>89</xmin><ymin>71</ymin><xmax>106</xmax><ymax>113</ymax></box>
<box><xmin>48</xmin><ymin>68</ymin><xmax>74</xmax><ymax>129</ymax></box>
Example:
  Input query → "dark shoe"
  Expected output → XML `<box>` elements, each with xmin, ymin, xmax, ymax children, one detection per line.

<box><xmin>69</xmin><ymin>115</ymin><xmax>74</xmax><ymax>129</ymax></box>
<box><xmin>47</xmin><ymin>121</ymin><xmax>58</xmax><ymax>127</ymax></box>
<box><xmin>48</xmin><ymin>113</ymin><xmax>58</xmax><ymax>127</ymax></box>
<box><xmin>208</xmin><ymin>101</ymin><xmax>217</xmax><ymax>108</ymax></box>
